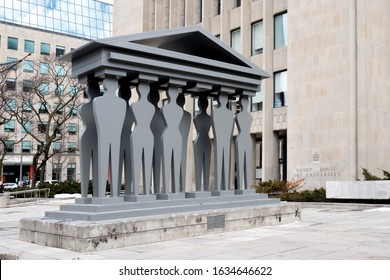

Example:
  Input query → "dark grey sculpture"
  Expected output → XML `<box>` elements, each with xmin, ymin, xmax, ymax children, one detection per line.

<box><xmin>211</xmin><ymin>93</ymin><xmax>234</xmax><ymax>191</ymax></box>
<box><xmin>59</xmin><ymin>26</ymin><xmax>269</xmax><ymax>212</ymax></box>
<box><xmin>161</xmin><ymin>85</ymin><xmax>183</xmax><ymax>193</ymax></box>
<box><xmin>93</xmin><ymin>77</ymin><xmax>126</xmax><ymax>199</ymax></box>
<box><xmin>118</xmin><ymin>79</ymin><xmax>133</xmax><ymax>196</ymax></box>
<box><xmin>235</xmin><ymin>95</ymin><xmax>253</xmax><ymax>190</ymax></box>
<box><xmin>193</xmin><ymin>96</ymin><xmax>212</xmax><ymax>191</ymax></box>
<box><xmin>150</xmin><ymin>87</ymin><xmax>165</xmax><ymax>194</ymax></box>
<box><xmin>130</xmin><ymin>81</ymin><xmax>154</xmax><ymax>195</ymax></box>
<box><xmin>79</xmin><ymin>80</ymin><xmax>99</xmax><ymax>200</ymax></box>
<box><xmin>178</xmin><ymin>94</ymin><xmax>191</xmax><ymax>192</ymax></box>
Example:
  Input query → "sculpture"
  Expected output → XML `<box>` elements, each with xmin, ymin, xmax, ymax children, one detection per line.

<box><xmin>211</xmin><ymin>94</ymin><xmax>234</xmax><ymax>191</ymax></box>
<box><xmin>79</xmin><ymin>80</ymin><xmax>100</xmax><ymax>199</ymax></box>
<box><xmin>129</xmin><ymin>81</ymin><xmax>154</xmax><ymax>195</ymax></box>
<box><xmin>193</xmin><ymin>96</ymin><xmax>212</xmax><ymax>191</ymax></box>
<box><xmin>161</xmin><ymin>85</ymin><xmax>183</xmax><ymax>193</ymax></box>
<box><xmin>235</xmin><ymin>95</ymin><xmax>253</xmax><ymax>190</ymax></box>
<box><xmin>93</xmin><ymin>77</ymin><xmax>126</xmax><ymax>198</ymax></box>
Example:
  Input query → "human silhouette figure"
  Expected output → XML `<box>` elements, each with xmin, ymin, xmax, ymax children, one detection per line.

<box><xmin>130</xmin><ymin>81</ymin><xmax>154</xmax><ymax>195</ymax></box>
<box><xmin>93</xmin><ymin>77</ymin><xmax>126</xmax><ymax>198</ymax></box>
<box><xmin>79</xmin><ymin>80</ymin><xmax>100</xmax><ymax>199</ymax></box>
<box><xmin>161</xmin><ymin>85</ymin><xmax>183</xmax><ymax>193</ymax></box>
<box><xmin>150</xmin><ymin>87</ymin><xmax>165</xmax><ymax>194</ymax></box>
<box><xmin>193</xmin><ymin>96</ymin><xmax>212</xmax><ymax>191</ymax></box>
<box><xmin>235</xmin><ymin>96</ymin><xmax>253</xmax><ymax>189</ymax></box>
<box><xmin>211</xmin><ymin>94</ymin><xmax>234</xmax><ymax>191</ymax></box>
<box><xmin>118</xmin><ymin>78</ymin><xmax>133</xmax><ymax>196</ymax></box>
<box><xmin>177</xmin><ymin>94</ymin><xmax>191</xmax><ymax>192</ymax></box>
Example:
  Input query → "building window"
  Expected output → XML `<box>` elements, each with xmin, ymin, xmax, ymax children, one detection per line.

<box><xmin>255</xmin><ymin>140</ymin><xmax>262</xmax><ymax>180</ymax></box>
<box><xmin>274</xmin><ymin>12</ymin><xmax>288</xmax><ymax>49</ymax></box>
<box><xmin>7</xmin><ymin>37</ymin><xmax>18</xmax><ymax>50</ymax></box>
<box><xmin>251</xmin><ymin>90</ymin><xmax>263</xmax><ymax>112</ymax></box>
<box><xmin>196</xmin><ymin>0</ymin><xmax>202</xmax><ymax>23</ymax></box>
<box><xmin>251</xmin><ymin>21</ymin><xmax>263</xmax><ymax>55</ymax></box>
<box><xmin>67</xmin><ymin>163</ymin><xmax>76</xmax><ymax>181</ymax></box>
<box><xmin>40</xmin><ymin>63</ymin><xmax>49</xmax><ymax>74</ymax></box>
<box><xmin>69</xmin><ymin>86</ymin><xmax>79</xmax><ymax>97</ymax></box>
<box><xmin>53</xmin><ymin>142</ymin><xmax>62</xmax><ymax>153</ymax></box>
<box><xmin>40</xmin><ymin>43</ymin><xmax>50</xmax><ymax>55</ymax></box>
<box><xmin>4</xmin><ymin>140</ymin><xmax>15</xmax><ymax>153</ymax></box>
<box><xmin>24</xmin><ymin>40</ymin><xmax>35</xmax><ymax>53</ymax></box>
<box><xmin>22</xmin><ymin>120</ymin><xmax>32</xmax><ymax>133</ymax></box>
<box><xmin>274</xmin><ymin>70</ymin><xmax>287</xmax><ymax>108</ymax></box>
<box><xmin>38</xmin><ymin>103</ymin><xmax>49</xmax><ymax>114</ymax></box>
<box><xmin>53</xmin><ymin>103</ymin><xmax>64</xmax><ymax>115</ymax></box>
<box><xmin>23</xmin><ymin>60</ymin><xmax>34</xmax><ymax>72</ymax></box>
<box><xmin>70</xmin><ymin>105</ymin><xmax>78</xmax><ymax>116</ymax></box>
<box><xmin>6</xmin><ymin>78</ymin><xmax>16</xmax><ymax>91</ymax></box>
<box><xmin>23</xmin><ymin>80</ymin><xmax>33</xmax><ymax>92</ymax></box>
<box><xmin>6</xmin><ymin>57</ymin><xmax>18</xmax><ymax>70</ymax></box>
<box><xmin>38</xmin><ymin>121</ymin><xmax>48</xmax><ymax>133</ymax></box>
<box><xmin>234</xmin><ymin>0</ymin><xmax>241</xmax><ymax>8</ymax></box>
<box><xmin>215</xmin><ymin>0</ymin><xmax>221</xmax><ymax>15</ymax></box>
<box><xmin>68</xmin><ymin>142</ymin><xmax>77</xmax><ymax>153</ymax></box>
<box><xmin>55</xmin><ymin>64</ymin><xmax>65</xmax><ymax>76</ymax></box>
<box><xmin>5</xmin><ymin>99</ymin><xmax>16</xmax><ymax>111</ymax></box>
<box><xmin>231</xmin><ymin>28</ymin><xmax>241</xmax><ymax>53</ymax></box>
<box><xmin>68</xmin><ymin>123</ymin><xmax>77</xmax><ymax>135</ymax></box>
<box><xmin>22</xmin><ymin>141</ymin><xmax>31</xmax><ymax>153</ymax></box>
<box><xmin>38</xmin><ymin>83</ymin><xmax>49</xmax><ymax>95</ymax></box>
<box><xmin>4</xmin><ymin>120</ymin><xmax>15</xmax><ymax>132</ymax></box>
<box><xmin>55</xmin><ymin>45</ymin><xmax>65</xmax><ymax>57</ymax></box>
<box><xmin>52</xmin><ymin>163</ymin><xmax>62</xmax><ymax>181</ymax></box>
<box><xmin>22</xmin><ymin>100</ymin><xmax>33</xmax><ymax>112</ymax></box>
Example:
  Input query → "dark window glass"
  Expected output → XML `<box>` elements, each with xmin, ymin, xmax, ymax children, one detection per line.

<box><xmin>24</xmin><ymin>40</ymin><xmax>35</xmax><ymax>53</ymax></box>
<box><xmin>56</xmin><ymin>45</ymin><xmax>65</xmax><ymax>57</ymax></box>
<box><xmin>7</xmin><ymin>37</ymin><xmax>18</xmax><ymax>50</ymax></box>
<box><xmin>40</xmin><ymin>42</ymin><xmax>50</xmax><ymax>55</ymax></box>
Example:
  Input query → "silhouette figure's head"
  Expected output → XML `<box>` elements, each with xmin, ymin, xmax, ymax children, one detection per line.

<box><xmin>176</xmin><ymin>94</ymin><xmax>185</xmax><ymax>107</ymax></box>
<box><xmin>85</xmin><ymin>81</ymin><xmax>100</xmax><ymax>100</ymax></box>
<box><xmin>149</xmin><ymin>88</ymin><xmax>160</xmax><ymax>106</ymax></box>
<box><xmin>218</xmin><ymin>94</ymin><xmax>228</xmax><ymax>108</ymax></box>
<box><xmin>118</xmin><ymin>79</ymin><xmax>131</xmax><ymax>102</ymax></box>
<box><xmin>197</xmin><ymin>96</ymin><xmax>209</xmax><ymax>111</ymax></box>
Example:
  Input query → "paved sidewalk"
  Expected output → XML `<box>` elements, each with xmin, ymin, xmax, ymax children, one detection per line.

<box><xmin>1</xmin><ymin>199</ymin><xmax>390</xmax><ymax>260</ymax></box>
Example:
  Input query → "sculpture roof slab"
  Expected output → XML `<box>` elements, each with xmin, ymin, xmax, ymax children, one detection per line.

<box><xmin>62</xmin><ymin>26</ymin><xmax>269</xmax><ymax>96</ymax></box>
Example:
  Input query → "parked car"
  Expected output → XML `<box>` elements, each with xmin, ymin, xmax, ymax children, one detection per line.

<box><xmin>3</xmin><ymin>183</ymin><xmax>18</xmax><ymax>190</ymax></box>
<box><xmin>36</xmin><ymin>180</ymin><xmax>59</xmax><ymax>187</ymax></box>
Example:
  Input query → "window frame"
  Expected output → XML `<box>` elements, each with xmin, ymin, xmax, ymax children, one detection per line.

<box><xmin>251</xmin><ymin>20</ymin><xmax>264</xmax><ymax>55</ymax></box>
<box><xmin>7</xmin><ymin>37</ymin><xmax>18</xmax><ymax>50</ymax></box>
<box><xmin>274</xmin><ymin>11</ymin><xmax>288</xmax><ymax>49</ymax></box>
<box><xmin>274</xmin><ymin>70</ymin><xmax>288</xmax><ymax>108</ymax></box>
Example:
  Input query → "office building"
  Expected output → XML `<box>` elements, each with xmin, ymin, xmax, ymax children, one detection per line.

<box><xmin>0</xmin><ymin>0</ymin><xmax>113</xmax><ymax>184</ymax></box>
<box><xmin>113</xmin><ymin>0</ymin><xmax>390</xmax><ymax>189</ymax></box>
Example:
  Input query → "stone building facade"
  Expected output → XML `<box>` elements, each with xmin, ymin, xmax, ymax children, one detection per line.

<box><xmin>113</xmin><ymin>0</ymin><xmax>390</xmax><ymax>189</ymax></box>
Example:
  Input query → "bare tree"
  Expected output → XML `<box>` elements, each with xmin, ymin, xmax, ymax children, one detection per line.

<box><xmin>0</xmin><ymin>55</ymin><xmax>29</xmax><ymax>181</ymax></box>
<box><xmin>12</xmin><ymin>54</ymin><xmax>84</xmax><ymax>187</ymax></box>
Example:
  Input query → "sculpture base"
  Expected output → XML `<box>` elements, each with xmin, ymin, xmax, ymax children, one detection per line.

<box><xmin>211</xmin><ymin>190</ymin><xmax>235</xmax><ymax>196</ymax></box>
<box><xmin>20</xmin><ymin>202</ymin><xmax>301</xmax><ymax>252</ymax></box>
<box><xmin>124</xmin><ymin>194</ymin><xmax>157</xmax><ymax>202</ymax></box>
<box><xmin>185</xmin><ymin>191</ymin><xmax>212</xmax><ymax>198</ymax></box>
<box><xmin>235</xmin><ymin>189</ymin><xmax>256</xmax><ymax>195</ymax></box>
<box><xmin>156</xmin><ymin>193</ymin><xmax>186</xmax><ymax>200</ymax></box>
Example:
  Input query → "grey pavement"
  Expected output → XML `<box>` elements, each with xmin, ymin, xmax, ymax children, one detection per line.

<box><xmin>1</xmin><ymin>199</ymin><xmax>390</xmax><ymax>260</ymax></box>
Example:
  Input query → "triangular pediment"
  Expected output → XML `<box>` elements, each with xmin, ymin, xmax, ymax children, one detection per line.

<box><xmin>66</xmin><ymin>26</ymin><xmax>269</xmax><ymax>78</ymax></box>
<box><xmin>130</xmin><ymin>30</ymin><xmax>248</xmax><ymax>67</ymax></box>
